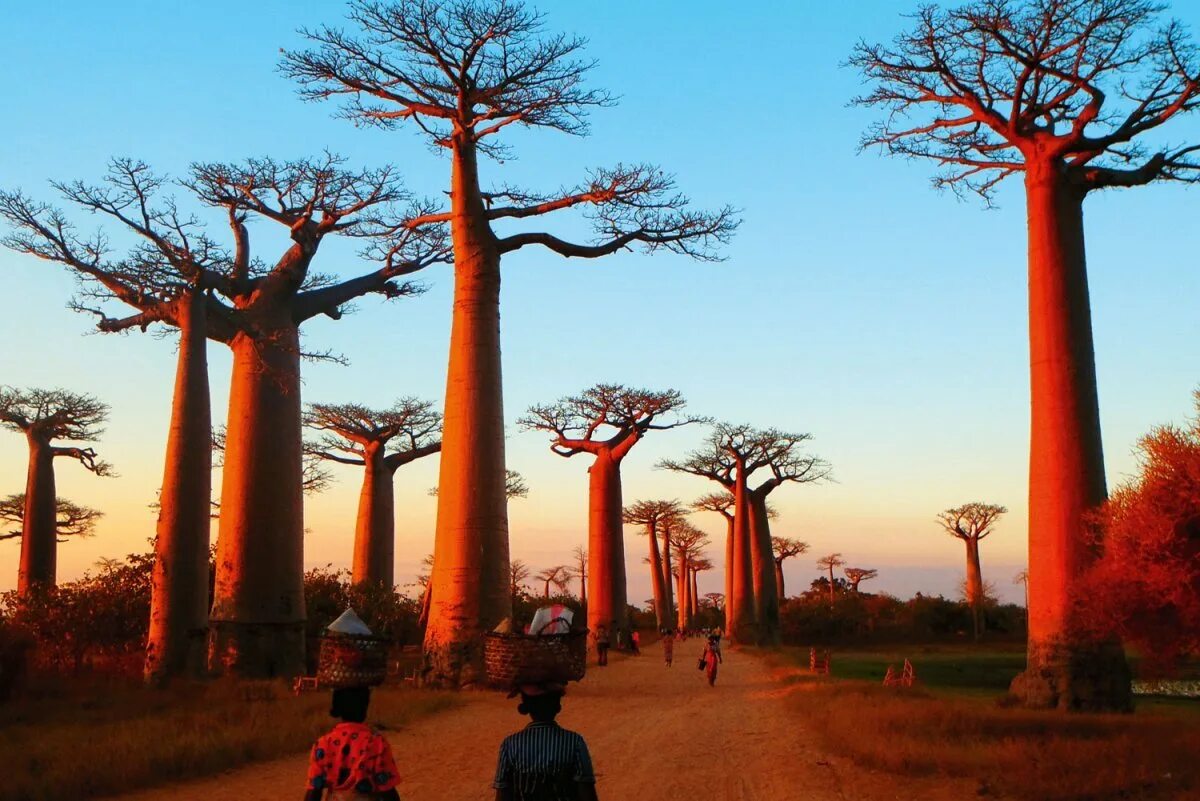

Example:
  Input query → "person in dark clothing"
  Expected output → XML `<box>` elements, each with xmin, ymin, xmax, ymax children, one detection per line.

<box><xmin>593</xmin><ymin>625</ymin><xmax>610</xmax><ymax>666</ymax></box>
<box><xmin>494</xmin><ymin>683</ymin><xmax>599</xmax><ymax>801</ymax></box>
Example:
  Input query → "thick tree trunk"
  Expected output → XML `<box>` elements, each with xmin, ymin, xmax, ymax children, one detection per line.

<box><xmin>17</xmin><ymin>436</ymin><xmax>56</xmax><ymax>594</ymax></box>
<box><xmin>729</xmin><ymin>463</ymin><xmax>756</xmax><ymax>643</ymax></box>
<box><xmin>774</xmin><ymin>560</ymin><xmax>785</xmax><ymax>603</ymax></box>
<box><xmin>661</xmin><ymin>528</ymin><xmax>675</xmax><ymax>625</ymax></box>
<box><xmin>145</xmin><ymin>291</ymin><xmax>212</xmax><ymax>683</ymax></box>
<box><xmin>965</xmin><ymin>538</ymin><xmax>984</xmax><ymax>641</ymax></box>
<box><xmin>586</xmin><ymin>452</ymin><xmax>626</xmax><ymax>643</ymax></box>
<box><xmin>723</xmin><ymin>517</ymin><xmax>734</xmax><ymax>634</ymax></box>
<box><xmin>353</xmin><ymin>447</ymin><xmax>396</xmax><ymax>587</ymax></box>
<box><xmin>424</xmin><ymin>139</ymin><xmax>510</xmax><ymax>686</ymax></box>
<box><xmin>646</xmin><ymin>524</ymin><xmax>668</xmax><ymax>630</ymax></box>
<box><xmin>209</xmin><ymin>327</ymin><xmax>306</xmax><ymax>679</ymax></box>
<box><xmin>690</xmin><ymin>569</ymin><xmax>699</xmax><ymax>618</ymax></box>
<box><xmin>1009</xmin><ymin>165</ymin><xmax>1131</xmax><ymax>711</ymax></box>
<box><xmin>676</xmin><ymin>559</ymin><xmax>689</xmax><ymax>631</ymax></box>
<box><xmin>748</xmin><ymin>492</ymin><xmax>781</xmax><ymax>644</ymax></box>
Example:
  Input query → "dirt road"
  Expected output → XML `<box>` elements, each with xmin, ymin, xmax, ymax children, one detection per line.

<box><xmin>116</xmin><ymin>647</ymin><xmax>975</xmax><ymax>801</ymax></box>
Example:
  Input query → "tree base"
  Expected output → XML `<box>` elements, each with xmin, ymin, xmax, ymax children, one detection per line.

<box><xmin>144</xmin><ymin>627</ymin><xmax>209</xmax><ymax>685</ymax></box>
<box><xmin>1009</xmin><ymin>639</ymin><xmax>1132</xmax><ymax>712</ymax></box>
<box><xmin>421</xmin><ymin>636</ymin><xmax>484</xmax><ymax>688</ymax></box>
<box><xmin>207</xmin><ymin>619</ymin><xmax>305</xmax><ymax>679</ymax></box>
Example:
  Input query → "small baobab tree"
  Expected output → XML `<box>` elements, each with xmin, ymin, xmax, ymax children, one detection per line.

<box><xmin>521</xmin><ymin>385</ymin><xmax>703</xmax><ymax>641</ymax></box>
<box><xmin>692</xmin><ymin>493</ymin><xmax>736</xmax><ymax>630</ymax></box>
<box><xmin>937</xmin><ymin>502</ymin><xmax>1007</xmax><ymax>641</ymax></box>
<box><xmin>690</xmin><ymin>557</ymin><xmax>714</xmax><ymax>619</ymax></box>
<box><xmin>844</xmin><ymin>567</ymin><xmax>879</xmax><ymax>593</ymax></box>
<box><xmin>568</xmin><ymin>545</ymin><xmax>588</xmax><ymax>606</ymax></box>
<box><xmin>772</xmin><ymin>536</ymin><xmax>809</xmax><ymax>601</ymax></box>
<box><xmin>0</xmin><ymin>494</ymin><xmax>102</xmax><ymax>543</ymax></box>
<box><xmin>852</xmin><ymin>0</ymin><xmax>1199</xmax><ymax>710</ymax></box>
<box><xmin>283</xmin><ymin>0</ymin><xmax>738</xmax><ymax>684</ymax></box>
<box><xmin>816</xmin><ymin>554</ymin><xmax>846</xmax><ymax>607</ymax></box>
<box><xmin>305</xmin><ymin>398</ymin><xmax>442</xmax><ymax>587</ymax></box>
<box><xmin>534</xmin><ymin>565</ymin><xmax>571</xmax><ymax>599</ymax></box>
<box><xmin>0</xmin><ymin>388</ymin><xmax>112</xmax><ymax>595</ymax></box>
<box><xmin>509</xmin><ymin>559</ymin><xmax>531</xmax><ymax>608</ymax></box>
<box><xmin>671</xmin><ymin>522</ymin><xmax>709</xmax><ymax>630</ymax></box>
<box><xmin>623</xmin><ymin>500</ymin><xmax>684</xmax><ymax>630</ymax></box>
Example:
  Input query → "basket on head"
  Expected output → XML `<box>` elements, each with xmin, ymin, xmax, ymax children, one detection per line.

<box><xmin>316</xmin><ymin>608</ymin><xmax>387</xmax><ymax>688</ymax></box>
<box><xmin>483</xmin><ymin>616</ymin><xmax>588</xmax><ymax>689</ymax></box>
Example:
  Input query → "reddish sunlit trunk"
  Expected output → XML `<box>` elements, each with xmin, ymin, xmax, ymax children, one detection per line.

<box><xmin>748</xmin><ymin>492</ymin><xmax>780</xmax><ymax>644</ymax></box>
<box><xmin>723</xmin><ymin>516</ymin><xmax>734</xmax><ymax>633</ymax></box>
<box><xmin>690</xmin><ymin>569</ymin><xmax>699</xmax><ymax>618</ymax></box>
<box><xmin>661</xmin><ymin>527</ymin><xmax>675</xmax><ymax>624</ymax></box>
<box><xmin>1009</xmin><ymin>164</ymin><xmax>1131</xmax><ymax>710</ymax></box>
<box><xmin>774</xmin><ymin>560</ymin><xmax>785</xmax><ymax>603</ymax></box>
<box><xmin>965</xmin><ymin>538</ymin><xmax>984</xmax><ymax>640</ymax></box>
<box><xmin>646</xmin><ymin>524</ymin><xmax>668</xmax><ymax>630</ymax></box>
<box><xmin>729</xmin><ymin>461</ymin><xmax>755</xmax><ymax>643</ymax></box>
<box><xmin>209</xmin><ymin>327</ymin><xmax>306</xmax><ymax>679</ymax></box>
<box><xmin>586</xmin><ymin>451</ymin><xmax>626</xmax><ymax>641</ymax></box>
<box><xmin>353</xmin><ymin>446</ymin><xmax>395</xmax><ymax>588</ymax></box>
<box><xmin>17</xmin><ymin>436</ymin><xmax>56</xmax><ymax>595</ymax></box>
<box><xmin>424</xmin><ymin>138</ymin><xmax>510</xmax><ymax>685</ymax></box>
<box><xmin>145</xmin><ymin>291</ymin><xmax>212</xmax><ymax>683</ymax></box>
<box><xmin>676</xmin><ymin>558</ymin><xmax>690</xmax><ymax>630</ymax></box>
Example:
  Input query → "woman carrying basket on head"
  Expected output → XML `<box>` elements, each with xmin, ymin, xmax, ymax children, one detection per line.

<box><xmin>700</xmin><ymin>633</ymin><xmax>722</xmax><ymax>687</ymax></box>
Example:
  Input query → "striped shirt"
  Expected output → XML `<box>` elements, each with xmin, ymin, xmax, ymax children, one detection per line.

<box><xmin>493</xmin><ymin>721</ymin><xmax>596</xmax><ymax>800</ymax></box>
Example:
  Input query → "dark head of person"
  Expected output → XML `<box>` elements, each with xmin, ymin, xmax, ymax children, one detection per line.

<box><xmin>330</xmin><ymin>686</ymin><xmax>371</xmax><ymax>723</ymax></box>
<box><xmin>513</xmin><ymin>683</ymin><xmax>565</xmax><ymax>723</ymax></box>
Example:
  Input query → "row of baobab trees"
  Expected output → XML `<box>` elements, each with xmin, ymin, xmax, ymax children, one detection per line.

<box><xmin>2</xmin><ymin>0</ymin><xmax>1198</xmax><ymax>711</ymax></box>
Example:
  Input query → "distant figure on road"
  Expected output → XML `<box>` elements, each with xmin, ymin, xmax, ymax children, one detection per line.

<box><xmin>662</xmin><ymin>629</ymin><xmax>675</xmax><ymax>667</ymax></box>
<box><xmin>701</xmin><ymin>634</ymin><xmax>722</xmax><ymax>687</ymax></box>
<box><xmin>494</xmin><ymin>682</ymin><xmax>599</xmax><ymax>801</ymax></box>
<box><xmin>630</xmin><ymin>630</ymin><xmax>641</xmax><ymax>656</ymax></box>
<box><xmin>304</xmin><ymin>686</ymin><xmax>401</xmax><ymax>801</ymax></box>
<box><xmin>594</xmin><ymin>625</ymin><xmax>610</xmax><ymax>666</ymax></box>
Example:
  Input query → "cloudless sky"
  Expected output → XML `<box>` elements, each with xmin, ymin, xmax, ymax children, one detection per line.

<box><xmin>2</xmin><ymin>1</ymin><xmax>1198</xmax><ymax>605</ymax></box>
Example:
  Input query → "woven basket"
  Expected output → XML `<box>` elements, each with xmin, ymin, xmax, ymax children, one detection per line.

<box><xmin>483</xmin><ymin>625</ymin><xmax>588</xmax><ymax>688</ymax></box>
<box><xmin>317</xmin><ymin>633</ymin><xmax>388</xmax><ymax>688</ymax></box>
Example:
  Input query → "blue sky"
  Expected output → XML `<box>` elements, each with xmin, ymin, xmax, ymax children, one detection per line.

<box><xmin>1</xmin><ymin>0</ymin><xmax>1198</xmax><ymax>604</ymax></box>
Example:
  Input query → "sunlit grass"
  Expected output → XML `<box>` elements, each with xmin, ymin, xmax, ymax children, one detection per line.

<box><xmin>1</xmin><ymin>677</ymin><xmax>460</xmax><ymax>801</ymax></box>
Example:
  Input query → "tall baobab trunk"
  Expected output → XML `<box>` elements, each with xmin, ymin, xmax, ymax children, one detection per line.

<box><xmin>17</xmin><ymin>435</ymin><xmax>57</xmax><ymax>594</ymax></box>
<box><xmin>353</xmin><ymin>445</ymin><xmax>396</xmax><ymax>587</ymax></box>
<box><xmin>145</xmin><ymin>290</ymin><xmax>212</xmax><ymax>683</ymax></box>
<box><xmin>586</xmin><ymin>451</ymin><xmax>626</xmax><ymax>641</ymax></box>
<box><xmin>774</xmin><ymin>560</ymin><xmax>786</xmax><ymax>603</ymax></box>
<box><xmin>1010</xmin><ymin>164</ymin><xmax>1131</xmax><ymax>710</ymax></box>
<box><xmin>723</xmin><ymin>517</ymin><xmax>734</xmax><ymax>633</ymax></box>
<box><xmin>646</xmin><ymin>524</ymin><xmax>669</xmax><ymax>630</ymax></box>
<box><xmin>748</xmin><ymin>493</ymin><xmax>780</xmax><ymax>644</ymax></box>
<box><xmin>676</xmin><ymin>560</ymin><xmax>690</xmax><ymax>630</ymax></box>
<box><xmin>425</xmin><ymin>138</ymin><xmax>510</xmax><ymax>685</ymax></box>
<box><xmin>965</xmin><ymin>537</ymin><xmax>984</xmax><ymax>640</ymax></box>
<box><xmin>728</xmin><ymin>461</ymin><xmax>756</xmax><ymax>643</ymax></box>
<box><xmin>661</xmin><ymin>527</ymin><xmax>675</xmax><ymax>625</ymax></box>
<box><xmin>209</xmin><ymin>326</ymin><xmax>306</xmax><ymax>679</ymax></box>
<box><xmin>690</xmin><ymin>568</ymin><xmax>699</xmax><ymax>618</ymax></box>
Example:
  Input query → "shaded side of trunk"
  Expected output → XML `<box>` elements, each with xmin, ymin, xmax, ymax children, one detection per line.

<box><xmin>646</xmin><ymin>524</ymin><xmax>668</xmax><ymax>630</ymax></box>
<box><xmin>586</xmin><ymin>452</ymin><xmax>626</xmax><ymax>642</ymax></box>
<box><xmin>17</xmin><ymin>435</ymin><xmax>56</xmax><ymax>594</ymax></box>
<box><xmin>424</xmin><ymin>138</ymin><xmax>509</xmax><ymax>686</ymax></box>
<box><xmin>774</xmin><ymin>560</ymin><xmax>785</xmax><ymax>603</ymax></box>
<box><xmin>209</xmin><ymin>327</ymin><xmax>305</xmax><ymax>679</ymax></box>
<box><xmin>145</xmin><ymin>291</ymin><xmax>212</xmax><ymax>683</ymax></box>
<box><xmin>675</xmin><ymin>556</ymin><xmax>689</xmax><ymax>631</ymax></box>
<box><xmin>729</xmin><ymin>463</ymin><xmax>756</xmax><ymax>643</ymax></box>
<box><xmin>965</xmin><ymin>538</ymin><xmax>984</xmax><ymax>640</ymax></box>
<box><xmin>352</xmin><ymin>446</ymin><xmax>396</xmax><ymax>588</ymax></box>
<box><xmin>748</xmin><ymin>492</ymin><xmax>780</xmax><ymax>644</ymax></box>
<box><xmin>723</xmin><ymin>517</ymin><xmax>734</xmax><ymax>634</ymax></box>
<box><xmin>1009</xmin><ymin>165</ymin><xmax>1130</xmax><ymax>711</ymax></box>
<box><xmin>661</xmin><ymin>529</ymin><xmax>675</xmax><ymax>625</ymax></box>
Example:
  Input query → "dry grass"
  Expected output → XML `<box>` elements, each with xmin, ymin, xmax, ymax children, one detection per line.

<box><xmin>1</xmin><ymin>678</ymin><xmax>460</xmax><ymax>801</ymax></box>
<box><xmin>766</xmin><ymin>650</ymin><xmax>1200</xmax><ymax>800</ymax></box>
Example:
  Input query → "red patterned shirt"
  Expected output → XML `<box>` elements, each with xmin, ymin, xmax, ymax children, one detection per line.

<box><xmin>307</xmin><ymin>722</ymin><xmax>400</xmax><ymax>795</ymax></box>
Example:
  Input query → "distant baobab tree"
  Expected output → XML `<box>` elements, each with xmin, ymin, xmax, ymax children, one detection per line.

<box><xmin>624</xmin><ymin>500</ymin><xmax>685</xmax><ymax>630</ymax></box>
<box><xmin>0</xmin><ymin>494</ymin><xmax>102</xmax><ymax>542</ymax></box>
<box><xmin>305</xmin><ymin>398</ymin><xmax>442</xmax><ymax>587</ymax></box>
<box><xmin>568</xmin><ymin>545</ymin><xmax>588</xmax><ymax>605</ymax></box>
<box><xmin>509</xmin><ymin>559</ymin><xmax>531</xmax><ymax>607</ymax></box>
<box><xmin>671</xmin><ymin>522</ymin><xmax>709</xmax><ymax>630</ymax></box>
<box><xmin>853</xmin><ymin>0</ymin><xmax>1199</xmax><ymax>710</ymax></box>
<box><xmin>772</xmin><ymin>536</ymin><xmax>809</xmax><ymax>601</ymax></box>
<box><xmin>703</xmin><ymin>593</ymin><xmax>725</xmax><ymax>615</ymax></box>
<box><xmin>534</xmin><ymin>565</ymin><xmax>571</xmax><ymax>599</ymax></box>
<box><xmin>283</xmin><ymin>0</ymin><xmax>738</xmax><ymax>685</ymax></box>
<box><xmin>663</xmin><ymin>423</ymin><xmax>829</xmax><ymax>644</ymax></box>
<box><xmin>692</xmin><ymin>493</ymin><xmax>736</xmax><ymax>631</ymax></box>
<box><xmin>937</xmin><ymin>502</ymin><xmax>1007</xmax><ymax>641</ymax></box>
<box><xmin>844</xmin><ymin>567</ymin><xmax>878</xmax><ymax>593</ymax></box>
<box><xmin>0</xmin><ymin>388</ymin><xmax>112</xmax><ymax>595</ymax></box>
<box><xmin>690</xmin><ymin>557</ymin><xmax>714</xmax><ymax>620</ymax></box>
<box><xmin>815</xmin><ymin>554</ymin><xmax>846</xmax><ymax>607</ymax></box>
<box><xmin>521</xmin><ymin>384</ymin><xmax>703</xmax><ymax>642</ymax></box>
<box><xmin>1014</xmin><ymin>569</ymin><xmax>1030</xmax><ymax>613</ymax></box>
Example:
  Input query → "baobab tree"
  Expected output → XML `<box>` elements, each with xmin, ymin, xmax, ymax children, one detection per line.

<box><xmin>816</xmin><ymin>554</ymin><xmax>846</xmax><ymax>607</ymax></box>
<box><xmin>671</xmin><ymin>523</ymin><xmax>709</xmax><ymax>630</ymax></box>
<box><xmin>937</xmin><ymin>502</ymin><xmax>1008</xmax><ymax>641</ymax></box>
<box><xmin>521</xmin><ymin>385</ymin><xmax>703</xmax><ymax>642</ymax></box>
<box><xmin>772</xmin><ymin>536</ymin><xmax>809</xmax><ymax>601</ymax></box>
<box><xmin>283</xmin><ymin>0</ymin><xmax>737</xmax><ymax>684</ymax></box>
<box><xmin>692</xmin><ymin>493</ymin><xmax>736</xmax><ymax>631</ymax></box>
<box><xmin>568</xmin><ymin>545</ymin><xmax>588</xmax><ymax>605</ymax></box>
<box><xmin>852</xmin><ymin>0</ymin><xmax>1199</xmax><ymax>710</ymax></box>
<box><xmin>534</xmin><ymin>565</ymin><xmax>571</xmax><ymax>599</ymax></box>
<box><xmin>305</xmin><ymin>398</ymin><xmax>442</xmax><ymax>587</ymax></box>
<box><xmin>0</xmin><ymin>494</ymin><xmax>102</xmax><ymax>542</ymax></box>
<box><xmin>844</xmin><ymin>567</ymin><xmax>879</xmax><ymax>593</ymax></box>
<box><xmin>509</xmin><ymin>559</ymin><xmax>531</xmax><ymax>607</ymax></box>
<box><xmin>690</xmin><ymin>557</ymin><xmax>714</xmax><ymax>620</ymax></box>
<box><xmin>0</xmin><ymin>388</ymin><xmax>112</xmax><ymax>595</ymax></box>
<box><xmin>663</xmin><ymin>424</ymin><xmax>829</xmax><ymax>643</ymax></box>
<box><xmin>623</xmin><ymin>500</ymin><xmax>684</xmax><ymax>630</ymax></box>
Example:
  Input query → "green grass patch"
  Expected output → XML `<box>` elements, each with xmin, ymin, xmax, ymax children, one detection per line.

<box><xmin>782</xmin><ymin>643</ymin><xmax>1027</xmax><ymax>696</ymax></box>
<box><xmin>1</xmin><ymin>678</ymin><xmax>460</xmax><ymax>801</ymax></box>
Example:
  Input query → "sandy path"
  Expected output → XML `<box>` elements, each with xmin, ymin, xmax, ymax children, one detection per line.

<box><xmin>115</xmin><ymin>647</ymin><xmax>976</xmax><ymax>801</ymax></box>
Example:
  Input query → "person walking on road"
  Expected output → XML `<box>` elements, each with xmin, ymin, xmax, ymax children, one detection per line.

<box><xmin>494</xmin><ymin>682</ymin><xmax>600</xmax><ymax>801</ymax></box>
<box><xmin>594</xmin><ymin>625</ymin><xmax>610</xmax><ymax>666</ymax></box>
<box><xmin>662</xmin><ymin>630</ymin><xmax>674</xmax><ymax>667</ymax></box>
<box><xmin>701</xmin><ymin>634</ymin><xmax>722</xmax><ymax>687</ymax></box>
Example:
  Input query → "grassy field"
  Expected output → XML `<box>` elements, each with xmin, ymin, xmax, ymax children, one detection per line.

<box><xmin>768</xmin><ymin>645</ymin><xmax>1200</xmax><ymax>800</ymax></box>
<box><xmin>1</xmin><ymin>677</ymin><xmax>460</xmax><ymax>801</ymax></box>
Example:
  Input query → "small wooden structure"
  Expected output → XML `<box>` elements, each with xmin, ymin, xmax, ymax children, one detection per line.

<box><xmin>883</xmin><ymin>658</ymin><xmax>916</xmax><ymax>687</ymax></box>
<box><xmin>809</xmin><ymin>647</ymin><xmax>831</xmax><ymax>675</ymax></box>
